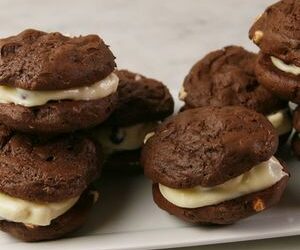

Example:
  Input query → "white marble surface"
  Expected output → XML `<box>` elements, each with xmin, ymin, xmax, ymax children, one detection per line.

<box><xmin>0</xmin><ymin>0</ymin><xmax>299</xmax><ymax>249</ymax></box>
<box><xmin>0</xmin><ymin>0</ymin><xmax>274</xmax><ymax>99</ymax></box>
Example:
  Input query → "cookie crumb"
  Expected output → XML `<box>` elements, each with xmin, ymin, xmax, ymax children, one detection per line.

<box><xmin>253</xmin><ymin>30</ymin><xmax>264</xmax><ymax>44</ymax></box>
<box><xmin>253</xmin><ymin>198</ymin><xmax>265</xmax><ymax>212</ymax></box>
<box><xmin>179</xmin><ymin>86</ymin><xmax>187</xmax><ymax>101</ymax></box>
<box><xmin>135</xmin><ymin>74</ymin><xmax>142</xmax><ymax>81</ymax></box>
<box><xmin>24</xmin><ymin>223</ymin><xmax>36</xmax><ymax>229</ymax></box>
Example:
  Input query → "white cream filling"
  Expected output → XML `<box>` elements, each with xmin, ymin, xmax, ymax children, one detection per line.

<box><xmin>94</xmin><ymin>122</ymin><xmax>157</xmax><ymax>155</ymax></box>
<box><xmin>0</xmin><ymin>192</ymin><xmax>79</xmax><ymax>226</ymax></box>
<box><xmin>271</xmin><ymin>56</ymin><xmax>300</xmax><ymax>76</ymax></box>
<box><xmin>159</xmin><ymin>157</ymin><xmax>287</xmax><ymax>209</ymax></box>
<box><xmin>0</xmin><ymin>72</ymin><xmax>119</xmax><ymax>107</ymax></box>
<box><xmin>267</xmin><ymin>109</ymin><xmax>292</xmax><ymax>136</ymax></box>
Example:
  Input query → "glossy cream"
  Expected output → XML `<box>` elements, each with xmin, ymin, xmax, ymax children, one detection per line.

<box><xmin>0</xmin><ymin>73</ymin><xmax>119</xmax><ymax>107</ymax></box>
<box><xmin>0</xmin><ymin>193</ymin><xmax>79</xmax><ymax>226</ymax></box>
<box><xmin>267</xmin><ymin>109</ymin><xmax>292</xmax><ymax>136</ymax></box>
<box><xmin>271</xmin><ymin>56</ymin><xmax>300</xmax><ymax>76</ymax></box>
<box><xmin>94</xmin><ymin>122</ymin><xmax>157</xmax><ymax>155</ymax></box>
<box><xmin>159</xmin><ymin>157</ymin><xmax>287</xmax><ymax>208</ymax></box>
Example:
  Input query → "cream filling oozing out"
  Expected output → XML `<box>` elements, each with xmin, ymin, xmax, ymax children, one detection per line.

<box><xmin>266</xmin><ymin>109</ymin><xmax>292</xmax><ymax>136</ymax></box>
<box><xmin>0</xmin><ymin>72</ymin><xmax>119</xmax><ymax>107</ymax></box>
<box><xmin>94</xmin><ymin>122</ymin><xmax>157</xmax><ymax>155</ymax></box>
<box><xmin>159</xmin><ymin>157</ymin><xmax>287</xmax><ymax>209</ymax></box>
<box><xmin>271</xmin><ymin>56</ymin><xmax>300</xmax><ymax>76</ymax></box>
<box><xmin>0</xmin><ymin>192</ymin><xmax>79</xmax><ymax>226</ymax></box>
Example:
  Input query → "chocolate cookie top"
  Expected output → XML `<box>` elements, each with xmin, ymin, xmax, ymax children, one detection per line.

<box><xmin>0</xmin><ymin>29</ymin><xmax>116</xmax><ymax>90</ymax></box>
<box><xmin>106</xmin><ymin>69</ymin><xmax>174</xmax><ymax>126</ymax></box>
<box><xmin>142</xmin><ymin>106</ymin><xmax>278</xmax><ymax>189</ymax></box>
<box><xmin>181</xmin><ymin>46</ymin><xmax>286</xmax><ymax>114</ymax></box>
<box><xmin>0</xmin><ymin>125</ymin><xmax>101</xmax><ymax>202</ymax></box>
<box><xmin>249</xmin><ymin>0</ymin><xmax>300</xmax><ymax>66</ymax></box>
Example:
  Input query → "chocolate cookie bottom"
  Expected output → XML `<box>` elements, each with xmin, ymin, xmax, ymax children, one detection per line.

<box><xmin>152</xmin><ymin>172</ymin><xmax>289</xmax><ymax>224</ymax></box>
<box><xmin>0</xmin><ymin>190</ymin><xmax>97</xmax><ymax>242</ymax></box>
<box><xmin>0</xmin><ymin>93</ymin><xmax>117</xmax><ymax>134</ymax></box>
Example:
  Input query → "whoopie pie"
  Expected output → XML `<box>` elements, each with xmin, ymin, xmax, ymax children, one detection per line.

<box><xmin>0</xmin><ymin>125</ymin><xmax>101</xmax><ymax>241</ymax></box>
<box><xmin>180</xmin><ymin>45</ymin><xmax>292</xmax><ymax>144</ymax></box>
<box><xmin>0</xmin><ymin>29</ymin><xmax>118</xmax><ymax>134</ymax></box>
<box><xmin>91</xmin><ymin>69</ymin><xmax>174</xmax><ymax>171</ymax></box>
<box><xmin>249</xmin><ymin>0</ymin><xmax>300</xmax><ymax>103</ymax></box>
<box><xmin>142</xmin><ymin>106</ymin><xmax>289</xmax><ymax>224</ymax></box>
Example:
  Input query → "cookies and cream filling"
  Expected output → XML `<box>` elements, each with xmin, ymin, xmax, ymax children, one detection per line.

<box><xmin>159</xmin><ymin>156</ymin><xmax>287</xmax><ymax>209</ymax></box>
<box><xmin>271</xmin><ymin>56</ymin><xmax>300</xmax><ymax>76</ymax></box>
<box><xmin>94</xmin><ymin>122</ymin><xmax>157</xmax><ymax>155</ymax></box>
<box><xmin>0</xmin><ymin>72</ymin><xmax>119</xmax><ymax>107</ymax></box>
<box><xmin>266</xmin><ymin>109</ymin><xmax>292</xmax><ymax>136</ymax></box>
<box><xmin>0</xmin><ymin>192</ymin><xmax>80</xmax><ymax>226</ymax></box>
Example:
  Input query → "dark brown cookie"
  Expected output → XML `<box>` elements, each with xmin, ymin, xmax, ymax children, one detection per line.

<box><xmin>0</xmin><ymin>125</ymin><xmax>101</xmax><ymax>202</ymax></box>
<box><xmin>249</xmin><ymin>0</ymin><xmax>300</xmax><ymax>66</ymax></box>
<box><xmin>0</xmin><ymin>190</ymin><xmax>96</xmax><ymax>242</ymax></box>
<box><xmin>255</xmin><ymin>52</ymin><xmax>300</xmax><ymax>103</ymax></box>
<box><xmin>142</xmin><ymin>106</ymin><xmax>278</xmax><ymax>189</ymax></box>
<box><xmin>0</xmin><ymin>93</ymin><xmax>117</xmax><ymax>134</ymax></box>
<box><xmin>106</xmin><ymin>69</ymin><xmax>174</xmax><ymax>127</ymax></box>
<box><xmin>0</xmin><ymin>29</ymin><xmax>116</xmax><ymax>90</ymax></box>
<box><xmin>181</xmin><ymin>46</ymin><xmax>286</xmax><ymax>114</ymax></box>
<box><xmin>152</xmin><ymin>172</ymin><xmax>289</xmax><ymax>224</ymax></box>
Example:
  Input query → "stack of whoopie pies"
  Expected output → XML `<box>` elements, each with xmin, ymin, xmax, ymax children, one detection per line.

<box><xmin>179</xmin><ymin>45</ymin><xmax>292</xmax><ymax>146</ymax></box>
<box><xmin>0</xmin><ymin>29</ymin><xmax>119</xmax><ymax>241</ymax></box>
<box><xmin>249</xmin><ymin>0</ymin><xmax>300</xmax><ymax>156</ymax></box>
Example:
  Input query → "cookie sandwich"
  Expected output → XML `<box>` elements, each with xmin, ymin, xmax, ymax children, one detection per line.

<box><xmin>249</xmin><ymin>0</ymin><xmax>300</xmax><ymax>103</ymax></box>
<box><xmin>180</xmin><ymin>46</ymin><xmax>292</xmax><ymax>144</ymax></box>
<box><xmin>0</xmin><ymin>29</ymin><xmax>118</xmax><ymax>134</ymax></box>
<box><xmin>0</xmin><ymin>125</ymin><xmax>100</xmax><ymax>241</ymax></box>
<box><xmin>92</xmin><ymin>69</ymin><xmax>174</xmax><ymax>170</ymax></box>
<box><xmin>142</xmin><ymin>106</ymin><xmax>289</xmax><ymax>224</ymax></box>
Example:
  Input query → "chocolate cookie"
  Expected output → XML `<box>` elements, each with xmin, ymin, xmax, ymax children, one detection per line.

<box><xmin>181</xmin><ymin>46</ymin><xmax>286</xmax><ymax>114</ymax></box>
<box><xmin>0</xmin><ymin>94</ymin><xmax>117</xmax><ymax>134</ymax></box>
<box><xmin>0</xmin><ymin>29</ymin><xmax>115</xmax><ymax>90</ymax></box>
<box><xmin>249</xmin><ymin>0</ymin><xmax>300</xmax><ymax>103</ymax></box>
<box><xmin>0</xmin><ymin>125</ymin><xmax>101</xmax><ymax>241</ymax></box>
<box><xmin>0</xmin><ymin>125</ymin><xmax>100</xmax><ymax>202</ymax></box>
<box><xmin>92</xmin><ymin>69</ymin><xmax>174</xmax><ymax>170</ymax></box>
<box><xmin>142</xmin><ymin>106</ymin><xmax>289</xmax><ymax>224</ymax></box>
<box><xmin>108</xmin><ymin>69</ymin><xmax>174</xmax><ymax>127</ymax></box>
<box><xmin>142</xmin><ymin>106</ymin><xmax>278</xmax><ymax>188</ymax></box>
<box><xmin>180</xmin><ymin>46</ymin><xmax>291</xmax><ymax>142</ymax></box>
<box><xmin>0</xmin><ymin>29</ymin><xmax>118</xmax><ymax>134</ymax></box>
